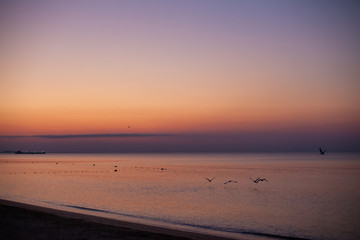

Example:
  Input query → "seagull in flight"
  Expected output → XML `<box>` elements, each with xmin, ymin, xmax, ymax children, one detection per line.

<box><xmin>319</xmin><ymin>147</ymin><xmax>326</xmax><ymax>155</ymax></box>
<box><xmin>224</xmin><ymin>180</ymin><xmax>238</xmax><ymax>184</ymax></box>
<box><xmin>205</xmin><ymin>177</ymin><xmax>215</xmax><ymax>182</ymax></box>
<box><xmin>250</xmin><ymin>177</ymin><xmax>268</xmax><ymax>183</ymax></box>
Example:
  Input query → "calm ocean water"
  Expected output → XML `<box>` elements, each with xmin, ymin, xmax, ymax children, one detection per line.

<box><xmin>0</xmin><ymin>153</ymin><xmax>359</xmax><ymax>240</ymax></box>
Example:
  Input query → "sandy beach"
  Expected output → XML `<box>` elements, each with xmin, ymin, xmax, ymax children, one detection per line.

<box><xmin>0</xmin><ymin>199</ymin><xmax>235</xmax><ymax>240</ymax></box>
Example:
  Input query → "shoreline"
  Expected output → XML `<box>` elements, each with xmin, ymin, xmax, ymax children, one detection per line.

<box><xmin>0</xmin><ymin>199</ymin><xmax>236</xmax><ymax>240</ymax></box>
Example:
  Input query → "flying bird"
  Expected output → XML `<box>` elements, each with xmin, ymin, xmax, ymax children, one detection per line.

<box><xmin>205</xmin><ymin>177</ymin><xmax>215</xmax><ymax>182</ymax></box>
<box><xmin>249</xmin><ymin>177</ymin><xmax>258</xmax><ymax>183</ymax></box>
<box><xmin>319</xmin><ymin>147</ymin><xmax>326</xmax><ymax>155</ymax></box>
<box><xmin>257</xmin><ymin>178</ymin><xmax>268</xmax><ymax>182</ymax></box>
<box><xmin>224</xmin><ymin>180</ymin><xmax>238</xmax><ymax>184</ymax></box>
<box><xmin>250</xmin><ymin>177</ymin><xmax>268</xmax><ymax>183</ymax></box>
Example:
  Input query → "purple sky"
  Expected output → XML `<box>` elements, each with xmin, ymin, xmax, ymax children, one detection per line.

<box><xmin>1</xmin><ymin>0</ymin><xmax>359</xmax><ymax>152</ymax></box>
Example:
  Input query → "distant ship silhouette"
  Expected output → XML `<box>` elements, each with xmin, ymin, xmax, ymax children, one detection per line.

<box><xmin>14</xmin><ymin>150</ymin><xmax>46</xmax><ymax>154</ymax></box>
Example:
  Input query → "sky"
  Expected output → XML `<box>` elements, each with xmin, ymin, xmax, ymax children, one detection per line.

<box><xmin>0</xmin><ymin>0</ymin><xmax>359</xmax><ymax>152</ymax></box>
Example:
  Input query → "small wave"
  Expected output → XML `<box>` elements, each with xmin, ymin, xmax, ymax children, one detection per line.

<box><xmin>58</xmin><ymin>203</ymin><xmax>160</xmax><ymax>222</ymax></box>
<box><xmin>175</xmin><ymin>222</ymin><xmax>311</xmax><ymax>240</ymax></box>
<box><xmin>61</xmin><ymin>204</ymin><xmax>113</xmax><ymax>214</ymax></box>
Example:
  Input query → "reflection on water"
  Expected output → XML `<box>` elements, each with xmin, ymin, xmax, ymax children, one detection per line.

<box><xmin>0</xmin><ymin>153</ymin><xmax>359</xmax><ymax>240</ymax></box>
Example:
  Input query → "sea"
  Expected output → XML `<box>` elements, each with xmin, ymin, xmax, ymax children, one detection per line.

<box><xmin>0</xmin><ymin>153</ymin><xmax>359</xmax><ymax>240</ymax></box>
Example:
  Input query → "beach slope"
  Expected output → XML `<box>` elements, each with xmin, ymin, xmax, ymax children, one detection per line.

<box><xmin>0</xmin><ymin>199</ymin><xmax>235</xmax><ymax>240</ymax></box>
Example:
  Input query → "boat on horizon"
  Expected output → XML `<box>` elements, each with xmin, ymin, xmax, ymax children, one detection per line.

<box><xmin>2</xmin><ymin>150</ymin><xmax>46</xmax><ymax>154</ymax></box>
<box><xmin>15</xmin><ymin>150</ymin><xmax>46</xmax><ymax>154</ymax></box>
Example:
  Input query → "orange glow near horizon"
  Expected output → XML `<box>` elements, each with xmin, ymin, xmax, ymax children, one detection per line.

<box><xmin>0</xmin><ymin>1</ymin><xmax>359</xmax><ymax>152</ymax></box>
<box><xmin>1</xmin><ymin>98</ymin><xmax>358</xmax><ymax>136</ymax></box>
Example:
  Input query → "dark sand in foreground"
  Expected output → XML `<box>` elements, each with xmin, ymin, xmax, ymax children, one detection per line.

<box><xmin>0</xmin><ymin>199</ymin><xmax>235</xmax><ymax>240</ymax></box>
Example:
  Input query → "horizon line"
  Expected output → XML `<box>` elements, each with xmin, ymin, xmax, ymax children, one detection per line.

<box><xmin>0</xmin><ymin>133</ymin><xmax>178</xmax><ymax>139</ymax></box>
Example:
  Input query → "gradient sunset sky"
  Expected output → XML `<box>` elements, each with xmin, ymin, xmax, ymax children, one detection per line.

<box><xmin>1</xmin><ymin>0</ymin><xmax>359</xmax><ymax>152</ymax></box>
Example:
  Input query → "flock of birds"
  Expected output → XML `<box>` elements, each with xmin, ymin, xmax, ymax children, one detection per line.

<box><xmin>6</xmin><ymin>162</ymin><xmax>168</xmax><ymax>175</ymax></box>
<box><xmin>7</xmin><ymin>147</ymin><xmax>326</xmax><ymax>178</ymax></box>
<box><xmin>202</xmin><ymin>146</ymin><xmax>326</xmax><ymax>185</ymax></box>
<box><xmin>7</xmin><ymin>160</ymin><xmax>268</xmax><ymax>185</ymax></box>
<box><xmin>205</xmin><ymin>177</ymin><xmax>268</xmax><ymax>184</ymax></box>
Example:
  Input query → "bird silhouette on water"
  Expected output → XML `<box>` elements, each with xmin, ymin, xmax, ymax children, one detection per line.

<box><xmin>319</xmin><ymin>147</ymin><xmax>326</xmax><ymax>155</ymax></box>
<box><xmin>250</xmin><ymin>177</ymin><xmax>268</xmax><ymax>183</ymax></box>
<box><xmin>224</xmin><ymin>180</ymin><xmax>238</xmax><ymax>184</ymax></box>
<box><xmin>205</xmin><ymin>177</ymin><xmax>215</xmax><ymax>182</ymax></box>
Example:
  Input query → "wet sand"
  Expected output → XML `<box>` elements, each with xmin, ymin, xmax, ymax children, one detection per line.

<box><xmin>0</xmin><ymin>199</ymin><xmax>235</xmax><ymax>240</ymax></box>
